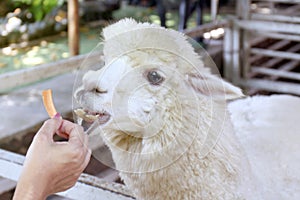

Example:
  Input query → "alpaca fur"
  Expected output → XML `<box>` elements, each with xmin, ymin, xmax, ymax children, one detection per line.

<box><xmin>76</xmin><ymin>19</ymin><xmax>300</xmax><ymax>200</ymax></box>
<box><xmin>228</xmin><ymin>95</ymin><xmax>300</xmax><ymax>200</ymax></box>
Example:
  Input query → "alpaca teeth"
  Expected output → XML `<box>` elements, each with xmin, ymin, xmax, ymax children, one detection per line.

<box><xmin>74</xmin><ymin>108</ymin><xmax>98</xmax><ymax>122</ymax></box>
<box><xmin>74</xmin><ymin>109</ymin><xmax>85</xmax><ymax>118</ymax></box>
<box><xmin>86</xmin><ymin>114</ymin><xmax>99</xmax><ymax>120</ymax></box>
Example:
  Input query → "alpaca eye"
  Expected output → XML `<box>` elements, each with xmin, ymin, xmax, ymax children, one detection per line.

<box><xmin>147</xmin><ymin>70</ymin><xmax>164</xmax><ymax>85</ymax></box>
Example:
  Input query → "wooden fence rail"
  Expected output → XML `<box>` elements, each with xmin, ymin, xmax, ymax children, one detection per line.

<box><xmin>0</xmin><ymin>51</ymin><xmax>102</xmax><ymax>93</ymax></box>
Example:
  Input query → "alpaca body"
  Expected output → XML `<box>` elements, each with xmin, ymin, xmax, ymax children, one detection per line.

<box><xmin>110</xmin><ymin>95</ymin><xmax>300</xmax><ymax>200</ymax></box>
<box><xmin>229</xmin><ymin>95</ymin><xmax>300</xmax><ymax>200</ymax></box>
<box><xmin>115</xmin><ymin>120</ymin><xmax>253</xmax><ymax>200</ymax></box>
<box><xmin>75</xmin><ymin>19</ymin><xmax>300</xmax><ymax>200</ymax></box>
<box><xmin>99</xmin><ymin>97</ymin><xmax>257</xmax><ymax>200</ymax></box>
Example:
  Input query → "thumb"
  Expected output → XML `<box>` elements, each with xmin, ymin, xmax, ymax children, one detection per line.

<box><xmin>37</xmin><ymin>117</ymin><xmax>63</xmax><ymax>139</ymax></box>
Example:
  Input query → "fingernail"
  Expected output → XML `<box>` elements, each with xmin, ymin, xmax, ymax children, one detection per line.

<box><xmin>53</xmin><ymin>113</ymin><xmax>61</xmax><ymax>119</ymax></box>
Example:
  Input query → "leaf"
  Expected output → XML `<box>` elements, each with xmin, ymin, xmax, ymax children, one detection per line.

<box><xmin>43</xmin><ymin>0</ymin><xmax>58</xmax><ymax>13</ymax></box>
<box><xmin>30</xmin><ymin>5</ymin><xmax>44</xmax><ymax>21</ymax></box>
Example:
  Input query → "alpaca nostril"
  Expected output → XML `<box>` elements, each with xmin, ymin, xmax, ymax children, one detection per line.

<box><xmin>74</xmin><ymin>89</ymin><xmax>85</xmax><ymax>105</ymax></box>
<box><xmin>75</xmin><ymin>90</ymin><xmax>84</xmax><ymax>99</ymax></box>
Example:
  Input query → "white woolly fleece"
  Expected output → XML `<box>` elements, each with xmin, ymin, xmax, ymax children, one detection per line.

<box><xmin>102</xmin><ymin>18</ymin><xmax>206</xmax><ymax>73</ymax></box>
<box><xmin>85</xmin><ymin>19</ymin><xmax>300</xmax><ymax>200</ymax></box>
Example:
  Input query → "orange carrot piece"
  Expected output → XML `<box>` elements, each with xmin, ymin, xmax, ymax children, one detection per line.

<box><xmin>42</xmin><ymin>89</ymin><xmax>57</xmax><ymax>118</ymax></box>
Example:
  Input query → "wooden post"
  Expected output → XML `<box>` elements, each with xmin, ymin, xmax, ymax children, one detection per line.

<box><xmin>68</xmin><ymin>0</ymin><xmax>79</xmax><ymax>56</ymax></box>
<box><xmin>211</xmin><ymin>0</ymin><xmax>219</xmax><ymax>21</ymax></box>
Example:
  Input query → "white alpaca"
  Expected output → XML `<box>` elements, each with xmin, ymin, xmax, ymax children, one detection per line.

<box><xmin>74</xmin><ymin>19</ymin><xmax>300</xmax><ymax>200</ymax></box>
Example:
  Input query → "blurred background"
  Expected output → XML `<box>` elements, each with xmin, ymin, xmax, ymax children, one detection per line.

<box><xmin>0</xmin><ymin>0</ymin><xmax>233</xmax><ymax>74</ymax></box>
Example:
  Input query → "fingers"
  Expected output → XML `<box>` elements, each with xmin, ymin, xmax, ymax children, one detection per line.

<box><xmin>39</xmin><ymin>118</ymin><xmax>88</xmax><ymax>150</ymax></box>
<box><xmin>57</xmin><ymin>120</ymin><xmax>77</xmax><ymax>135</ymax></box>
<box><xmin>55</xmin><ymin>120</ymin><xmax>74</xmax><ymax>139</ymax></box>
<box><xmin>37</xmin><ymin>118</ymin><xmax>63</xmax><ymax>139</ymax></box>
<box><xmin>58</xmin><ymin>120</ymin><xmax>87</xmax><ymax>148</ymax></box>
<box><xmin>56</xmin><ymin>132</ymin><xmax>69</xmax><ymax>139</ymax></box>
<box><xmin>46</xmin><ymin>118</ymin><xmax>90</xmax><ymax>166</ymax></box>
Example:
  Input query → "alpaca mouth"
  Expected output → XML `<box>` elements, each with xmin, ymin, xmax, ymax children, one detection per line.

<box><xmin>74</xmin><ymin>108</ymin><xmax>111</xmax><ymax>130</ymax></box>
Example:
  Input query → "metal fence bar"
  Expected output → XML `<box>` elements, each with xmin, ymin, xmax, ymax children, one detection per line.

<box><xmin>183</xmin><ymin>20</ymin><xmax>228</xmax><ymax>38</ymax></box>
<box><xmin>254</xmin><ymin>31</ymin><xmax>300</xmax><ymax>42</ymax></box>
<box><xmin>252</xmin><ymin>67</ymin><xmax>300</xmax><ymax>80</ymax></box>
<box><xmin>251</xmin><ymin>48</ymin><xmax>300</xmax><ymax>60</ymax></box>
<box><xmin>240</xmin><ymin>79</ymin><xmax>300</xmax><ymax>95</ymax></box>
<box><xmin>249</xmin><ymin>40</ymin><xmax>290</xmax><ymax>63</ymax></box>
<box><xmin>235</xmin><ymin>20</ymin><xmax>300</xmax><ymax>34</ymax></box>
<box><xmin>232</xmin><ymin>23</ymin><xmax>241</xmax><ymax>84</ymax></box>
<box><xmin>256</xmin><ymin>0</ymin><xmax>300</xmax><ymax>3</ymax></box>
<box><xmin>252</xmin><ymin>13</ymin><xmax>300</xmax><ymax>23</ymax></box>
<box><xmin>223</xmin><ymin>25</ymin><xmax>233</xmax><ymax>81</ymax></box>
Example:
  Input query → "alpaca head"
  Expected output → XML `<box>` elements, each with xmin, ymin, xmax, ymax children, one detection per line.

<box><xmin>74</xmin><ymin>19</ymin><xmax>243</xmax><ymax>172</ymax></box>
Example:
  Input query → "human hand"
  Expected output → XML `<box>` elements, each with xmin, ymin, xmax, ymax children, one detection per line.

<box><xmin>13</xmin><ymin>114</ymin><xmax>91</xmax><ymax>200</ymax></box>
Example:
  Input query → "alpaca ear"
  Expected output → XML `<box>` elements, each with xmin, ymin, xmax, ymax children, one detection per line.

<box><xmin>186</xmin><ymin>73</ymin><xmax>244</xmax><ymax>101</ymax></box>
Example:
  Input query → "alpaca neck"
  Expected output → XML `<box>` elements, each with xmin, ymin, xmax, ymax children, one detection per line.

<box><xmin>114</xmin><ymin>118</ymin><xmax>253</xmax><ymax>200</ymax></box>
<box><xmin>208</xmin><ymin>112</ymin><xmax>259</xmax><ymax>199</ymax></box>
<box><xmin>103</xmin><ymin>101</ymin><xmax>258</xmax><ymax>199</ymax></box>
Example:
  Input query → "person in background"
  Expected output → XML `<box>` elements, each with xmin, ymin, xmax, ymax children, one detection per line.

<box><xmin>13</xmin><ymin>113</ymin><xmax>91</xmax><ymax>200</ymax></box>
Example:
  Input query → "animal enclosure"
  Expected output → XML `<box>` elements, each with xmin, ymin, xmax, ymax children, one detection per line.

<box><xmin>224</xmin><ymin>0</ymin><xmax>300</xmax><ymax>95</ymax></box>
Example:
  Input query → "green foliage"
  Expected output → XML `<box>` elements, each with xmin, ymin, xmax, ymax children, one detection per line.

<box><xmin>12</xmin><ymin>0</ymin><xmax>64</xmax><ymax>21</ymax></box>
